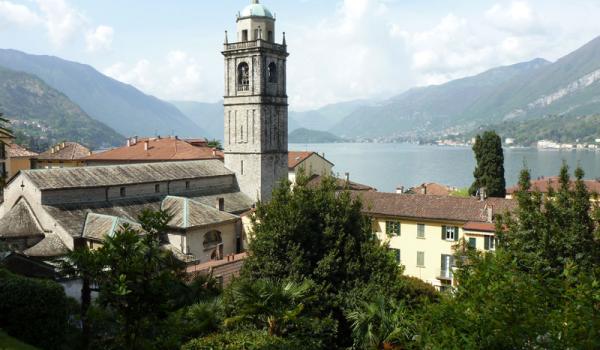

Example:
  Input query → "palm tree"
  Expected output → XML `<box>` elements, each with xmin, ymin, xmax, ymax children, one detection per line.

<box><xmin>224</xmin><ymin>279</ymin><xmax>312</xmax><ymax>336</ymax></box>
<box><xmin>348</xmin><ymin>295</ymin><xmax>414</xmax><ymax>350</ymax></box>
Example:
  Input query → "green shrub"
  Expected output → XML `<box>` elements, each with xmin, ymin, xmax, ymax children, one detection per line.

<box><xmin>0</xmin><ymin>269</ymin><xmax>69</xmax><ymax>350</ymax></box>
<box><xmin>182</xmin><ymin>329</ymin><xmax>306</xmax><ymax>350</ymax></box>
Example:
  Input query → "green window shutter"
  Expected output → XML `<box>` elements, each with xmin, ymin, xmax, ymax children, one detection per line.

<box><xmin>441</xmin><ymin>254</ymin><xmax>447</xmax><ymax>271</ymax></box>
<box><xmin>396</xmin><ymin>249</ymin><xmax>401</xmax><ymax>264</ymax></box>
<box><xmin>441</xmin><ymin>226</ymin><xmax>446</xmax><ymax>240</ymax></box>
<box><xmin>386</xmin><ymin>221</ymin><xmax>390</xmax><ymax>235</ymax></box>
<box><xmin>484</xmin><ymin>236</ymin><xmax>490</xmax><ymax>250</ymax></box>
<box><xmin>469</xmin><ymin>237</ymin><xmax>477</xmax><ymax>248</ymax></box>
<box><xmin>454</xmin><ymin>227</ymin><xmax>459</xmax><ymax>241</ymax></box>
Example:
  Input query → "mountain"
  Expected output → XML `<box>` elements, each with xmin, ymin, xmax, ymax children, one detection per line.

<box><xmin>0</xmin><ymin>49</ymin><xmax>206</xmax><ymax>138</ymax></box>
<box><xmin>170</xmin><ymin>100</ymin><xmax>224</xmax><ymax>140</ymax></box>
<box><xmin>0</xmin><ymin>66</ymin><xmax>123</xmax><ymax>151</ymax></box>
<box><xmin>289</xmin><ymin>128</ymin><xmax>345</xmax><ymax>143</ymax></box>
<box><xmin>461</xmin><ymin>36</ymin><xmax>600</xmax><ymax>124</ymax></box>
<box><xmin>332</xmin><ymin>58</ymin><xmax>550</xmax><ymax>138</ymax></box>
<box><xmin>290</xmin><ymin>100</ymin><xmax>372</xmax><ymax>131</ymax></box>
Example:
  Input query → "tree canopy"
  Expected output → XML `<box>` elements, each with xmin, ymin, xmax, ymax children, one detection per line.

<box><xmin>470</xmin><ymin>130</ymin><xmax>506</xmax><ymax>197</ymax></box>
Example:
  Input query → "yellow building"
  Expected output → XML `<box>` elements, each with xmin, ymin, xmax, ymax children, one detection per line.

<box><xmin>288</xmin><ymin>151</ymin><xmax>334</xmax><ymax>184</ymax></box>
<box><xmin>0</xmin><ymin>128</ymin><xmax>14</xmax><ymax>182</ymax></box>
<box><xmin>356</xmin><ymin>191</ymin><xmax>515</xmax><ymax>290</ymax></box>
<box><xmin>34</xmin><ymin>142</ymin><xmax>90</xmax><ymax>169</ymax></box>
<box><xmin>5</xmin><ymin>143</ymin><xmax>38</xmax><ymax>179</ymax></box>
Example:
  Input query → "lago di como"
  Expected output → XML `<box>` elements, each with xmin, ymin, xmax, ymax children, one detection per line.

<box><xmin>1</xmin><ymin>0</ymin><xmax>600</xmax><ymax>349</ymax></box>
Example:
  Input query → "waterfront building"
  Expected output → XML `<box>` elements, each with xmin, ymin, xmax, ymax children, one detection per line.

<box><xmin>288</xmin><ymin>151</ymin><xmax>334</xmax><ymax>184</ymax></box>
<box><xmin>34</xmin><ymin>142</ymin><xmax>90</xmax><ymax>169</ymax></box>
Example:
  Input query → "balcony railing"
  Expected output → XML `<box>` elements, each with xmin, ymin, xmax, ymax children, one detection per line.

<box><xmin>224</xmin><ymin>39</ymin><xmax>286</xmax><ymax>52</ymax></box>
<box><xmin>437</xmin><ymin>269</ymin><xmax>453</xmax><ymax>280</ymax></box>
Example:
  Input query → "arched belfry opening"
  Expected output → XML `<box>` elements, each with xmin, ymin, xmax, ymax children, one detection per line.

<box><xmin>268</xmin><ymin>62</ymin><xmax>277</xmax><ymax>83</ymax></box>
<box><xmin>237</xmin><ymin>62</ymin><xmax>250</xmax><ymax>91</ymax></box>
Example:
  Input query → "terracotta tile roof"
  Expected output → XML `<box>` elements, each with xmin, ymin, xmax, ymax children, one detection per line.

<box><xmin>507</xmin><ymin>177</ymin><xmax>600</xmax><ymax>195</ymax></box>
<box><xmin>463</xmin><ymin>221</ymin><xmax>496</xmax><ymax>232</ymax></box>
<box><xmin>83</xmin><ymin>137</ymin><xmax>222</xmax><ymax>162</ymax></box>
<box><xmin>37</xmin><ymin>142</ymin><xmax>91</xmax><ymax>160</ymax></box>
<box><xmin>6</xmin><ymin>143</ymin><xmax>38</xmax><ymax>158</ymax></box>
<box><xmin>288</xmin><ymin>151</ymin><xmax>313</xmax><ymax>169</ymax></box>
<box><xmin>408</xmin><ymin>183</ymin><xmax>455</xmax><ymax>196</ymax></box>
<box><xmin>354</xmin><ymin>191</ymin><xmax>516</xmax><ymax>223</ymax></box>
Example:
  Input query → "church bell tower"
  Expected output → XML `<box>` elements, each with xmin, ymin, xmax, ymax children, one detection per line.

<box><xmin>223</xmin><ymin>0</ymin><xmax>289</xmax><ymax>202</ymax></box>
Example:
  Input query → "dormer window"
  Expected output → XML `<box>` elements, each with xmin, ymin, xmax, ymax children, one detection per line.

<box><xmin>238</xmin><ymin>62</ymin><xmax>250</xmax><ymax>91</ymax></box>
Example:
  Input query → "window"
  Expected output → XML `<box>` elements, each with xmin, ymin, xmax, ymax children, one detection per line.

<box><xmin>268</xmin><ymin>62</ymin><xmax>277</xmax><ymax>83</ymax></box>
<box><xmin>442</xmin><ymin>226</ymin><xmax>459</xmax><ymax>241</ymax></box>
<box><xmin>185</xmin><ymin>181</ymin><xmax>190</xmax><ymax>190</ymax></box>
<box><xmin>237</xmin><ymin>62</ymin><xmax>250</xmax><ymax>91</ymax></box>
<box><xmin>417</xmin><ymin>224</ymin><xmax>425</xmax><ymax>239</ymax></box>
<box><xmin>241</xmin><ymin>160</ymin><xmax>244</xmax><ymax>175</ymax></box>
<box><xmin>120</xmin><ymin>187</ymin><xmax>126</xmax><ymax>197</ymax></box>
<box><xmin>0</xmin><ymin>142</ymin><xmax>5</xmax><ymax>159</ymax></box>
<box><xmin>468</xmin><ymin>237</ymin><xmax>477</xmax><ymax>248</ymax></box>
<box><xmin>268</xmin><ymin>31</ymin><xmax>273</xmax><ymax>42</ymax></box>
<box><xmin>390</xmin><ymin>248</ymin><xmax>401</xmax><ymax>264</ymax></box>
<box><xmin>417</xmin><ymin>251</ymin><xmax>425</xmax><ymax>267</ymax></box>
<box><xmin>242</xmin><ymin>29</ymin><xmax>248</xmax><ymax>42</ymax></box>
<box><xmin>155</xmin><ymin>184</ymin><xmax>160</xmax><ymax>193</ymax></box>
<box><xmin>440</xmin><ymin>254</ymin><xmax>454</xmax><ymax>279</ymax></box>
<box><xmin>385</xmin><ymin>221</ymin><xmax>401</xmax><ymax>236</ymax></box>
<box><xmin>254</xmin><ymin>29</ymin><xmax>259</xmax><ymax>40</ymax></box>
<box><xmin>484</xmin><ymin>236</ymin><xmax>497</xmax><ymax>250</ymax></box>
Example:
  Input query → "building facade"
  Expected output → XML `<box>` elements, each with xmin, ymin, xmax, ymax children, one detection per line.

<box><xmin>222</xmin><ymin>0</ymin><xmax>289</xmax><ymax>202</ymax></box>
<box><xmin>34</xmin><ymin>142</ymin><xmax>90</xmax><ymax>169</ymax></box>
<box><xmin>356</xmin><ymin>191</ymin><xmax>515</xmax><ymax>290</ymax></box>
<box><xmin>288</xmin><ymin>151</ymin><xmax>334</xmax><ymax>184</ymax></box>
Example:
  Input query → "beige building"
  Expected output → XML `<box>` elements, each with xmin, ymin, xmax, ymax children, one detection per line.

<box><xmin>288</xmin><ymin>151</ymin><xmax>334</xmax><ymax>183</ymax></box>
<box><xmin>0</xmin><ymin>161</ymin><xmax>253</xmax><ymax>264</ymax></box>
<box><xmin>356</xmin><ymin>191</ymin><xmax>515</xmax><ymax>290</ymax></box>
<box><xmin>0</xmin><ymin>128</ymin><xmax>13</xmax><ymax>182</ymax></box>
<box><xmin>34</xmin><ymin>142</ymin><xmax>90</xmax><ymax>169</ymax></box>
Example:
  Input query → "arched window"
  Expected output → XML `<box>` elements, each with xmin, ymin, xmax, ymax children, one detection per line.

<box><xmin>238</xmin><ymin>62</ymin><xmax>250</xmax><ymax>91</ymax></box>
<box><xmin>203</xmin><ymin>230</ymin><xmax>223</xmax><ymax>250</ymax></box>
<box><xmin>268</xmin><ymin>62</ymin><xmax>277</xmax><ymax>83</ymax></box>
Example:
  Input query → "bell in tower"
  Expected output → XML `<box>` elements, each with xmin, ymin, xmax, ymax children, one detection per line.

<box><xmin>222</xmin><ymin>0</ymin><xmax>289</xmax><ymax>202</ymax></box>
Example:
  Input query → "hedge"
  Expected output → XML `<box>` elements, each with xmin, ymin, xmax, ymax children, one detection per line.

<box><xmin>0</xmin><ymin>269</ymin><xmax>69</xmax><ymax>350</ymax></box>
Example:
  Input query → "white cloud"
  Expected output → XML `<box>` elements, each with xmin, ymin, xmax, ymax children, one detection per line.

<box><xmin>86</xmin><ymin>25</ymin><xmax>114</xmax><ymax>52</ymax></box>
<box><xmin>104</xmin><ymin>51</ymin><xmax>207</xmax><ymax>101</ymax></box>
<box><xmin>0</xmin><ymin>0</ymin><xmax>41</xmax><ymax>26</ymax></box>
<box><xmin>36</xmin><ymin>0</ymin><xmax>86</xmax><ymax>46</ymax></box>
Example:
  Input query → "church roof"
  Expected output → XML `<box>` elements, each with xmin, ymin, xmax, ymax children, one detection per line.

<box><xmin>17</xmin><ymin>160</ymin><xmax>233</xmax><ymax>190</ymax></box>
<box><xmin>23</xmin><ymin>233</ymin><xmax>69</xmax><ymax>258</ymax></box>
<box><xmin>82</xmin><ymin>213</ymin><xmax>142</xmax><ymax>242</ymax></box>
<box><xmin>240</xmin><ymin>1</ymin><xmax>274</xmax><ymax>19</ymax></box>
<box><xmin>162</xmin><ymin>196</ymin><xmax>239</xmax><ymax>229</ymax></box>
<box><xmin>0</xmin><ymin>199</ymin><xmax>44</xmax><ymax>239</ymax></box>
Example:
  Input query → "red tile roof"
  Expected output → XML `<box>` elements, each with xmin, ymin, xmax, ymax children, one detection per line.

<box><xmin>507</xmin><ymin>177</ymin><xmax>600</xmax><ymax>195</ymax></box>
<box><xmin>83</xmin><ymin>137</ymin><xmax>223</xmax><ymax>162</ymax></box>
<box><xmin>354</xmin><ymin>191</ymin><xmax>516</xmax><ymax>223</ymax></box>
<box><xmin>7</xmin><ymin>143</ymin><xmax>38</xmax><ymax>158</ymax></box>
<box><xmin>463</xmin><ymin>222</ymin><xmax>496</xmax><ymax>232</ymax></box>
<box><xmin>37</xmin><ymin>142</ymin><xmax>91</xmax><ymax>161</ymax></box>
<box><xmin>288</xmin><ymin>151</ymin><xmax>334</xmax><ymax>170</ymax></box>
<box><xmin>307</xmin><ymin>175</ymin><xmax>377</xmax><ymax>192</ymax></box>
<box><xmin>409</xmin><ymin>183</ymin><xmax>455</xmax><ymax>196</ymax></box>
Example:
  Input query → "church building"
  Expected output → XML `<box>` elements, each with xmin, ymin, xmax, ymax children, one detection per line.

<box><xmin>0</xmin><ymin>0</ymin><xmax>288</xmax><ymax>265</ymax></box>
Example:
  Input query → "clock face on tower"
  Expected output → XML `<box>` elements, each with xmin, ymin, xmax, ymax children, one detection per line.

<box><xmin>221</xmin><ymin>0</ymin><xmax>289</xmax><ymax>202</ymax></box>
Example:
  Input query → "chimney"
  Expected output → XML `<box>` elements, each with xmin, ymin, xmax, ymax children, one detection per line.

<box><xmin>212</xmin><ymin>148</ymin><xmax>217</xmax><ymax>157</ymax></box>
<box><xmin>479</xmin><ymin>187</ymin><xmax>487</xmax><ymax>201</ymax></box>
<box><xmin>396</xmin><ymin>186</ymin><xmax>404</xmax><ymax>194</ymax></box>
<box><xmin>216</xmin><ymin>197</ymin><xmax>225</xmax><ymax>211</ymax></box>
<box><xmin>61</xmin><ymin>142</ymin><xmax>65</xmax><ymax>148</ymax></box>
<box><xmin>422</xmin><ymin>185</ymin><xmax>427</xmax><ymax>195</ymax></box>
<box><xmin>487</xmin><ymin>206</ymin><xmax>493</xmax><ymax>223</ymax></box>
<box><xmin>127</xmin><ymin>139</ymin><xmax>131</xmax><ymax>147</ymax></box>
<box><xmin>345</xmin><ymin>172</ymin><xmax>350</xmax><ymax>183</ymax></box>
<box><xmin>133</xmin><ymin>136</ymin><xmax>138</xmax><ymax>145</ymax></box>
<box><xmin>144</xmin><ymin>141</ymin><xmax>149</xmax><ymax>151</ymax></box>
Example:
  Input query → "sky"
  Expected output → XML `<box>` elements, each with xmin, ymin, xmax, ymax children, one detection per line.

<box><xmin>0</xmin><ymin>0</ymin><xmax>599</xmax><ymax>111</ymax></box>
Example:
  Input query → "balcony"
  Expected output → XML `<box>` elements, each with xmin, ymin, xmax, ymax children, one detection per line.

<box><xmin>437</xmin><ymin>269</ymin><xmax>453</xmax><ymax>281</ymax></box>
<box><xmin>224</xmin><ymin>39</ymin><xmax>286</xmax><ymax>53</ymax></box>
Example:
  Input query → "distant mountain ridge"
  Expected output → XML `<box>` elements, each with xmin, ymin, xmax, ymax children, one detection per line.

<box><xmin>0</xmin><ymin>49</ymin><xmax>207</xmax><ymax>138</ymax></box>
<box><xmin>0</xmin><ymin>66</ymin><xmax>123</xmax><ymax>151</ymax></box>
<box><xmin>332</xmin><ymin>35</ymin><xmax>600</xmax><ymax>139</ymax></box>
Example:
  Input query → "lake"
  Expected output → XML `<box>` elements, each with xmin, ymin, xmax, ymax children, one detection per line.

<box><xmin>289</xmin><ymin>143</ymin><xmax>600</xmax><ymax>192</ymax></box>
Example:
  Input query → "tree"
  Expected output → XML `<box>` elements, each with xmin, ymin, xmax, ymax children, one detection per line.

<box><xmin>65</xmin><ymin>210</ymin><xmax>190</xmax><ymax>349</ymax></box>
<box><xmin>207</xmin><ymin>139</ymin><xmax>223</xmax><ymax>150</ymax></box>
<box><xmin>469</xmin><ymin>131</ymin><xmax>506</xmax><ymax>197</ymax></box>
<box><xmin>348</xmin><ymin>295</ymin><xmax>414</xmax><ymax>350</ymax></box>
<box><xmin>241</xmin><ymin>175</ymin><xmax>402</xmax><ymax>347</ymax></box>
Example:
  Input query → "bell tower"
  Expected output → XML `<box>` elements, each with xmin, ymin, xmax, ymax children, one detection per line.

<box><xmin>223</xmin><ymin>0</ymin><xmax>288</xmax><ymax>202</ymax></box>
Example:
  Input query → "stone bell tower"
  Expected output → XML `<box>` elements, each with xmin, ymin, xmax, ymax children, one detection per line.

<box><xmin>222</xmin><ymin>0</ymin><xmax>289</xmax><ymax>202</ymax></box>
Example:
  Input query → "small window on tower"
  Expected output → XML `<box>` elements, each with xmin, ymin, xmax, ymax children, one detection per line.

<box><xmin>241</xmin><ymin>160</ymin><xmax>244</xmax><ymax>175</ymax></box>
<box><xmin>268</xmin><ymin>31</ymin><xmax>273</xmax><ymax>42</ymax></box>
<box><xmin>268</xmin><ymin>62</ymin><xmax>277</xmax><ymax>83</ymax></box>
<box><xmin>242</xmin><ymin>30</ymin><xmax>248</xmax><ymax>42</ymax></box>
<box><xmin>238</xmin><ymin>62</ymin><xmax>250</xmax><ymax>91</ymax></box>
